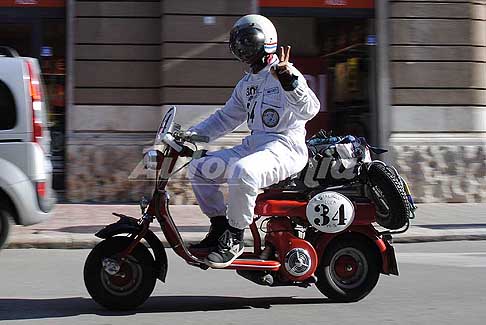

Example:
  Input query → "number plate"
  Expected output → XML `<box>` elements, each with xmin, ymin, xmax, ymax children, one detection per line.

<box><xmin>306</xmin><ymin>191</ymin><xmax>355</xmax><ymax>233</ymax></box>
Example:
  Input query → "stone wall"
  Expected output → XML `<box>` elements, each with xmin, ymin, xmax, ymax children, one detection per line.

<box><xmin>66</xmin><ymin>133</ymin><xmax>245</xmax><ymax>204</ymax></box>
<box><xmin>390</xmin><ymin>136</ymin><xmax>486</xmax><ymax>203</ymax></box>
<box><xmin>65</xmin><ymin>135</ymin><xmax>148</xmax><ymax>203</ymax></box>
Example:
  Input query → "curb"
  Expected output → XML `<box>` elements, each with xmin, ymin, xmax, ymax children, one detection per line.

<box><xmin>6</xmin><ymin>233</ymin><xmax>486</xmax><ymax>249</ymax></box>
<box><xmin>393</xmin><ymin>234</ymin><xmax>486</xmax><ymax>243</ymax></box>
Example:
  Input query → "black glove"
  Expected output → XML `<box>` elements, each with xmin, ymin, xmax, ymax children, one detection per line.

<box><xmin>277</xmin><ymin>71</ymin><xmax>299</xmax><ymax>91</ymax></box>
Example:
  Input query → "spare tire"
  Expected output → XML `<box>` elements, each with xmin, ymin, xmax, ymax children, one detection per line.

<box><xmin>365</xmin><ymin>163</ymin><xmax>410</xmax><ymax>230</ymax></box>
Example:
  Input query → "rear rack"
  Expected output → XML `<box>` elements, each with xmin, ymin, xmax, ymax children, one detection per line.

<box><xmin>0</xmin><ymin>46</ymin><xmax>19</xmax><ymax>57</ymax></box>
<box><xmin>380</xmin><ymin>218</ymin><xmax>411</xmax><ymax>236</ymax></box>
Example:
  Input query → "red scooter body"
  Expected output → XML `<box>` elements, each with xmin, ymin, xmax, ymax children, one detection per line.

<box><xmin>254</xmin><ymin>191</ymin><xmax>398</xmax><ymax>278</ymax></box>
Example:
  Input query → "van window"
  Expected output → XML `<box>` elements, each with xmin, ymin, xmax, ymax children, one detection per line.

<box><xmin>0</xmin><ymin>80</ymin><xmax>16</xmax><ymax>130</ymax></box>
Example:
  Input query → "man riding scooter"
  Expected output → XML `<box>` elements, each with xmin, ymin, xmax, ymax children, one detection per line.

<box><xmin>188</xmin><ymin>14</ymin><xmax>320</xmax><ymax>268</ymax></box>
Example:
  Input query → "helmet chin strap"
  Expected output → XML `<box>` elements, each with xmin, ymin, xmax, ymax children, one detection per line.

<box><xmin>250</xmin><ymin>53</ymin><xmax>273</xmax><ymax>74</ymax></box>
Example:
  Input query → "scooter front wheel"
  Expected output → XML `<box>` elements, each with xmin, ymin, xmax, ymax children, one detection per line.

<box><xmin>84</xmin><ymin>237</ymin><xmax>157</xmax><ymax>310</ymax></box>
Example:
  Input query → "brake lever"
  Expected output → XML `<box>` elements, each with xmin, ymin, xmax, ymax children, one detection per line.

<box><xmin>190</xmin><ymin>134</ymin><xmax>210</xmax><ymax>143</ymax></box>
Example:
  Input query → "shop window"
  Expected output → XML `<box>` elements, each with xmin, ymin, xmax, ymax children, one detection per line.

<box><xmin>0</xmin><ymin>80</ymin><xmax>16</xmax><ymax>130</ymax></box>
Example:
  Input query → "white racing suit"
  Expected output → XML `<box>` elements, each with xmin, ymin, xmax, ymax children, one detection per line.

<box><xmin>189</xmin><ymin>56</ymin><xmax>320</xmax><ymax>229</ymax></box>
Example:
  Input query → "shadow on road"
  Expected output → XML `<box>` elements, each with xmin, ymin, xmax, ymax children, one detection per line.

<box><xmin>32</xmin><ymin>225</ymin><xmax>208</xmax><ymax>234</ymax></box>
<box><xmin>0</xmin><ymin>295</ymin><xmax>330</xmax><ymax>320</ymax></box>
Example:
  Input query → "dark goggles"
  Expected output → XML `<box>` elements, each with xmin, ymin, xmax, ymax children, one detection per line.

<box><xmin>229</xmin><ymin>25</ymin><xmax>265</xmax><ymax>64</ymax></box>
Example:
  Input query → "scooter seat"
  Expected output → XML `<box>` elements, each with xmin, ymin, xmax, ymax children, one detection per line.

<box><xmin>255</xmin><ymin>190</ymin><xmax>308</xmax><ymax>217</ymax></box>
<box><xmin>254</xmin><ymin>192</ymin><xmax>376</xmax><ymax>224</ymax></box>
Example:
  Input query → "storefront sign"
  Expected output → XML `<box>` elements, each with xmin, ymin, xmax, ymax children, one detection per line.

<box><xmin>367</xmin><ymin>34</ymin><xmax>377</xmax><ymax>45</ymax></box>
<box><xmin>203</xmin><ymin>16</ymin><xmax>216</xmax><ymax>25</ymax></box>
<box><xmin>40</xmin><ymin>46</ymin><xmax>53</xmax><ymax>57</ymax></box>
<box><xmin>0</xmin><ymin>0</ymin><xmax>65</xmax><ymax>7</ymax></box>
<box><xmin>15</xmin><ymin>0</ymin><xmax>38</xmax><ymax>4</ymax></box>
<box><xmin>259</xmin><ymin>0</ymin><xmax>374</xmax><ymax>9</ymax></box>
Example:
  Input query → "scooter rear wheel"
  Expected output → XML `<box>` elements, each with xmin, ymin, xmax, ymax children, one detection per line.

<box><xmin>315</xmin><ymin>237</ymin><xmax>379</xmax><ymax>302</ymax></box>
<box><xmin>84</xmin><ymin>237</ymin><xmax>157</xmax><ymax>310</ymax></box>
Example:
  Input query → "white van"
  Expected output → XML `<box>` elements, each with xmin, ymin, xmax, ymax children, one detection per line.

<box><xmin>0</xmin><ymin>46</ymin><xmax>56</xmax><ymax>249</ymax></box>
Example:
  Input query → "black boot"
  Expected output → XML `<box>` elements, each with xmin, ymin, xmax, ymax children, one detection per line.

<box><xmin>205</xmin><ymin>225</ymin><xmax>244</xmax><ymax>268</ymax></box>
<box><xmin>190</xmin><ymin>216</ymin><xmax>227</xmax><ymax>250</ymax></box>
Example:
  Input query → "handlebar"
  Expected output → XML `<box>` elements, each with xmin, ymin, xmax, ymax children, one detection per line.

<box><xmin>173</xmin><ymin>131</ymin><xmax>210</xmax><ymax>144</ymax></box>
<box><xmin>160</xmin><ymin>131</ymin><xmax>209</xmax><ymax>154</ymax></box>
<box><xmin>188</xmin><ymin>134</ymin><xmax>210</xmax><ymax>143</ymax></box>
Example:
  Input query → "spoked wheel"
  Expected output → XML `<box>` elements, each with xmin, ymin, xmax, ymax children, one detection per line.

<box><xmin>84</xmin><ymin>237</ymin><xmax>157</xmax><ymax>310</ymax></box>
<box><xmin>316</xmin><ymin>238</ymin><xmax>380</xmax><ymax>302</ymax></box>
<box><xmin>368</xmin><ymin>185</ymin><xmax>392</xmax><ymax>221</ymax></box>
<box><xmin>366</xmin><ymin>163</ymin><xmax>410</xmax><ymax>230</ymax></box>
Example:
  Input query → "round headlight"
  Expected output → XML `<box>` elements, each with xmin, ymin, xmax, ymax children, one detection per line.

<box><xmin>143</xmin><ymin>150</ymin><xmax>160</xmax><ymax>170</ymax></box>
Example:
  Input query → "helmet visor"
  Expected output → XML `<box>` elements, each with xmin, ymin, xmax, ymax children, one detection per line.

<box><xmin>229</xmin><ymin>26</ymin><xmax>265</xmax><ymax>64</ymax></box>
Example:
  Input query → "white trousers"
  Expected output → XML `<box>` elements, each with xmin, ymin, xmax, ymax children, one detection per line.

<box><xmin>189</xmin><ymin>133</ymin><xmax>308</xmax><ymax>229</ymax></box>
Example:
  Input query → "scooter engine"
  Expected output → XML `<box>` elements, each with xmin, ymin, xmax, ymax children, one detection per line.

<box><xmin>284</xmin><ymin>248</ymin><xmax>313</xmax><ymax>277</ymax></box>
<box><xmin>265</xmin><ymin>218</ymin><xmax>318</xmax><ymax>282</ymax></box>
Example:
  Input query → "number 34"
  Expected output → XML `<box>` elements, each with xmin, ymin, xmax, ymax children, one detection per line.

<box><xmin>313</xmin><ymin>204</ymin><xmax>347</xmax><ymax>226</ymax></box>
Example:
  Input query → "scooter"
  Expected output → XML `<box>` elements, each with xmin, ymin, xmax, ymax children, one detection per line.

<box><xmin>83</xmin><ymin>106</ymin><xmax>399</xmax><ymax>310</ymax></box>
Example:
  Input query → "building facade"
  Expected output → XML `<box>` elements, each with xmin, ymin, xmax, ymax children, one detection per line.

<box><xmin>1</xmin><ymin>0</ymin><xmax>484</xmax><ymax>203</ymax></box>
<box><xmin>66</xmin><ymin>0</ymin><xmax>256</xmax><ymax>203</ymax></box>
<box><xmin>387</xmin><ymin>0</ymin><xmax>486</xmax><ymax>202</ymax></box>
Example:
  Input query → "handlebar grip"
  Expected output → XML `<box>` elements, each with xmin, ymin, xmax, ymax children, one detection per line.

<box><xmin>190</xmin><ymin>134</ymin><xmax>210</xmax><ymax>143</ymax></box>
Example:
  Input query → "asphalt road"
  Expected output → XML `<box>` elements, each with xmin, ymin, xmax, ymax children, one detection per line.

<box><xmin>0</xmin><ymin>241</ymin><xmax>485</xmax><ymax>325</ymax></box>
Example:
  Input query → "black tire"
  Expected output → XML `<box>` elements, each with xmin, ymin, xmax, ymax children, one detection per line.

<box><xmin>315</xmin><ymin>237</ymin><xmax>380</xmax><ymax>302</ymax></box>
<box><xmin>0</xmin><ymin>208</ymin><xmax>11</xmax><ymax>250</ymax></box>
<box><xmin>366</xmin><ymin>163</ymin><xmax>410</xmax><ymax>230</ymax></box>
<box><xmin>84</xmin><ymin>237</ymin><xmax>157</xmax><ymax>310</ymax></box>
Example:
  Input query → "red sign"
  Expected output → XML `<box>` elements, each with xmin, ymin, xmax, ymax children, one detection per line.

<box><xmin>0</xmin><ymin>0</ymin><xmax>65</xmax><ymax>7</ymax></box>
<box><xmin>259</xmin><ymin>0</ymin><xmax>374</xmax><ymax>9</ymax></box>
<box><xmin>293</xmin><ymin>57</ymin><xmax>327</xmax><ymax>112</ymax></box>
<box><xmin>293</xmin><ymin>57</ymin><xmax>331</xmax><ymax>136</ymax></box>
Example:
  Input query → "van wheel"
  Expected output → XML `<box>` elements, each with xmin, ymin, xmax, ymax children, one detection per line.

<box><xmin>0</xmin><ymin>208</ymin><xmax>11</xmax><ymax>249</ymax></box>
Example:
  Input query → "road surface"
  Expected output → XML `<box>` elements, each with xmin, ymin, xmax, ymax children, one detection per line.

<box><xmin>0</xmin><ymin>241</ymin><xmax>485</xmax><ymax>324</ymax></box>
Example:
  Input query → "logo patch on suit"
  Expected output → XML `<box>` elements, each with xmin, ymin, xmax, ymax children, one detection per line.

<box><xmin>262</xmin><ymin>108</ymin><xmax>280</xmax><ymax>128</ymax></box>
<box><xmin>264</xmin><ymin>87</ymin><xmax>280</xmax><ymax>96</ymax></box>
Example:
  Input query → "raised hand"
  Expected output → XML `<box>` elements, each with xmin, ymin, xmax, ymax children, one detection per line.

<box><xmin>271</xmin><ymin>46</ymin><xmax>292</xmax><ymax>79</ymax></box>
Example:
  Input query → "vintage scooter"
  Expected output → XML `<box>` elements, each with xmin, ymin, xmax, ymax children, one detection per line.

<box><xmin>83</xmin><ymin>107</ymin><xmax>399</xmax><ymax>310</ymax></box>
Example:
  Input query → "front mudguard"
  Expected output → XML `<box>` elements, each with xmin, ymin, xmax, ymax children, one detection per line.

<box><xmin>95</xmin><ymin>215</ymin><xmax>168</xmax><ymax>282</ymax></box>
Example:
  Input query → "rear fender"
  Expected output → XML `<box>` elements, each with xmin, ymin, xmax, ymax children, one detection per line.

<box><xmin>95</xmin><ymin>215</ymin><xmax>168</xmax><ymax>282</ymax></box>
<box><xmin>313</xmin><ymin>226</ymin><xmax>398</xmax><ymax>276</ymax></box>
